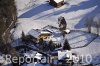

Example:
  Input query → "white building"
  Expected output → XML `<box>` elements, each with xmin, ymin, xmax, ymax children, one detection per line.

<box><xmin>49</xmin><ymin>0</ymin><xmax>64</xmax><ymax>8</ymax></box>
<box><xmin>58</xmin><ymin>50</ymin><xmax>72</xmax><ymax>60</ymax></box>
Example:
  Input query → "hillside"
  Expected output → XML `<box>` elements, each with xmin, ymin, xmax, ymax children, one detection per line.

<box><xmin>11</xmin><ymin>0</ymin><xmax>100</xmax><ymax>66</ymax></box>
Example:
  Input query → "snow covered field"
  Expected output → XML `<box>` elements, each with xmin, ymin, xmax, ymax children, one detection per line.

<box><xmin>72</xmin><ymin>37</ymin><xmax>100</xmax><ymax>65</ymax></box>
<box><xmin>17</xmin><ymin>0</ymin><xmax>100</xmax><ymax>30</ymax></box>
<box><xmin>66</xmin><ymin>30</ymin><xmax>97</xmax><ymax>48</ymax></box>
<box><xmin>12</xmin><ymin>0</ymin><xmax>100</xmax><ymax>66</ymax></box>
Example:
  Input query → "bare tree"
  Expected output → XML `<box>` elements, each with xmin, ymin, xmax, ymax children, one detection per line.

<box><xmin>58</xmin><ymin>16</ymin><xmax>67</xmax><ymax>30</ymax></box>
<box><xmin>86</xmin><ymin>16</ymin><xmax>100</xmax><ymax>35</ymax></box>
<box><xmin>0</xmin><ymin>0</ymin><xmax>17</xmax><ymax>44</ymax></box>
<box><xmin>94</xmin><ymin>17</ymin><xmax>100</xmax><ymax>35</ymax></box>
<box><xmin>86</xmin><ymin>17</ymin><xmax>93</xmax><ymax>33</ymax></box>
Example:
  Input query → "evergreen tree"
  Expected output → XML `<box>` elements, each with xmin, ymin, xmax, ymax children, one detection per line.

<box><xmin>21</xmin><ymin>31</ymin><xmax>25</xmax><ymax>41</ymax></box>
<box><xmin>60</xmin><ymin>44</ymin><xmax>62</xmax><ymax>47</ymax></box>
<box><xmin>48</xmin><ymin>40</ymin><xmax>55</xmax><ymax>51</ymax></box>
<box><xmin>57</xmin><ymin>44</ymin><xmax>62</xmax><ymax>48</ymax></box>
<box><xmin>21</xmin><ymin>31</ymin><xmax>29</xmax><ymax>44</ymax></box>
<box><xmin>63</xmin><ymin>39</ymin><xmax>71</xmax><ymax>50</ymax></box>
<box><xmin>38</xmin><ymin>38</ymin><xmax>44</xmax><ymax>45</ymax></box>
<box><xmin>38</xmin><ymin>38</ymin><xmax>44</xmax><ymax>50</ymax></box>
<box><xmin>49</xmin><ymin>40</ymin><xmax>53</xmax><ymax>45</ymax></box>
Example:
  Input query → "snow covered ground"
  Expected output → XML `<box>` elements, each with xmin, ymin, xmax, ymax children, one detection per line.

<box><xmin>72</xmin><ymin>37</ymin><xmax>100</xmax><ymax>65</ymax></box>
<box><xmin>18</xmin><ymin>0</ymin><xmax>100</xmax><ymax>30</ymax></box>
<box><xmin>12</xmin><ymin>19</ymin><xmax>59</xmax><ymax>40</ymax></box>
<box><xmin>66</xmin><ymin>30</ymin><xmax>97</xmax><ymax>48</ymax></box>
<box><xmin>12</xmin><ymin>0</ymin><xmax>100</xmax><ymax>66</ymax></box>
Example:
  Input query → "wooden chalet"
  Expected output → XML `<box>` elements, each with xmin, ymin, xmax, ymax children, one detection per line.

<box><xmin>28</xmin><ymin>29</ymin><xmax>52</xmax><ymax>41</ymax></box>
<box><xmin>49</xmin><ymin>0</ymin><xmax>64</xmax><ymax>8</ymax></box>
<box><xmin>38</xmin><ymin>31</ymin><xmax>52</xmax><ymax>40</ymax></box>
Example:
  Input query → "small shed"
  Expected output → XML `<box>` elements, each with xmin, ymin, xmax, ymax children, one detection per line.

<box><xmin>58</xmin><ymin>50</ymin><xmax>72</xmax><ymax>60</ymax></box>
<box><xmin>49</xmin><ymin>0</ymin><xmax>64</xmax><ymax>8</ymax></box>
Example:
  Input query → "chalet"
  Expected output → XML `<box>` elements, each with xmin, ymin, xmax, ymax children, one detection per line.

<box><xmin>39</xmin><ymin>30</ymin><xmax>52</xmax><ymax>40</ymax></box>
<box><xmin>49</xmin><ymin>0</ymin><xmax>64</xmax><ymax>8</ymax></box>
<box><xmin>28</xmin><ymin>29</ymin><xmax>52</xmax><ymax>41</ymax></box>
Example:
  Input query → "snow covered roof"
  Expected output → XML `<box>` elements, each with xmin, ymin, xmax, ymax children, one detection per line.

<box><xmin>28</xmin><ymin>29</ymin><xmax>52</xmax><ymax>38</ymax></box>
<box><xmin>43</xmin><ymin>25</ymin><xmax>60</xmax><ymax>33</ymax></box>
<box><xmin>28</xmin><ymin>29</ymin><xmax>40</xmax><ymax>38</ymax></box>
<box><xmin>40</xmin><ymin>30</ymin><xmax>51</xmax><ymax>35</ymax></box>
<box><xmin>64</xmin><ymin>28</ymin><xmax>71</xmax><ymax>33</ymax></box>
<box><xmin>35</xmin><ymin>53</ymin><xmax>42</xmax><ymax>60</ymax></box>
<box><xmin>54</xmin><ymin>0</ymin><xmax>63</xmax><ymax>3</ymax></box>
<box><xmin>58</xmin><ymin>50</ymin><xmax>72</xmax><ymax>60</ymax></box>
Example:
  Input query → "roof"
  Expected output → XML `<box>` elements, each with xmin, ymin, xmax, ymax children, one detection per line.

<box><xmin>28</xmin><ymin>29</ymin><xmax>52</xmax><ymax>38</ymax></box>
<box><xmin>35</xmin><ymin>53</ymin><xmax>42</xmax><ymax>60</ymax></box>
<box><xmin>58</xmin><ymin>50</ymin><xmax>72</xmax><ymax>60</ymax></box>
<box><xmin>64</xmin><ymin>28</ymin><xmax>71</xmax><ymax>33</ymax></box>
<box><xmin>54</xmin><ymin>0</ymin><xmax>64</xmax><ymax>3</ymax></box>
<box><xmin>28</xmin><ymin>29</ymin><xmax>40</xmax><ymax>38</ymax></box>
<box><xmin>43</xmin><ymin>25</ymin><xmax>60</xmax><ymax>33</ymax></box>
<box><xmin>40</xmin><ymin>30</ymin><xmax>51</xmax><ymax>34</ymax></box>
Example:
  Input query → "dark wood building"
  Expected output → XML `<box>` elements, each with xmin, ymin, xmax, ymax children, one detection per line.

<box><xmin>49</xmin><ymin>0</ymin><xmax>64</xmax><ymax>8</ymax></box>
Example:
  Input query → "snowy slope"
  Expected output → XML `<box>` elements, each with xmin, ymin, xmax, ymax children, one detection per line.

<box><xmin>12</xmin><ymin>18</ymin><xmax>59</xmax><ymax>40</ymax></box>
<box><xmin>15</xmin><ymin>0</ymin><xmax>36</xmax><ymax>11</ymax></box>
<box><xmin>66</xmin><ymin>31</ymin><xmax>97</xmax><ymax>48</ymax></box>
<box><xmin>14</xmin><ymin>0</ymin><xmax>100</xmax><ymax>39</ymax></box>
<box><xmin>12</xmin><ymin>0</ymin><xmax>100</xmax><ymax>66</ymax></box>
<box><xmin>72</xmin><ymin>37</ymin><xmax>100</xmax><ymax>65</ymax></box>
<box><xmin>18</xmin><ymin>0</ymin><xmax>100</xmax><ymax>31</ymax></box>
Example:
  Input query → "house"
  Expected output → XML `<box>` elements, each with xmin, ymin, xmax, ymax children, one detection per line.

<box><xmin>64</xmin><ymin>28</ymin><xmax>71</xmax><ymax>34</ymax></box>
<box><xmin>58</xmin><ymin>50</ymin><xmax>72</xmax><ymax>60</ymax></box>
<box><xmin>57</xmin><ymin>50</ymin><xmax>75</xmax><ymax>66</ymax></box>
<box><xmin>50</xmin><ymin>50</ymin><xmax>73</xmax><ymax>65</ymax></box>
<box><xmin>51</xmin><ymin>50</ymin><xmax>72</xmax><ymax>60</ymax></box>
<box><xmin>49</xmin><ymin>0</ymin><xmax>64</xmax><ymax>8</ymax></box>
<box><xmin>34</xmin><ymin>52</ymin><xmax>51</xmax><ymax>64</ymax></box>
<box><xmin>28</xmin><ymin>29</ymin><xmax>52</xmax><ymax>41</ymax></box>
<box><xmin>39</xmin><ymin>30</ymin><xmax>52</xmax><ymax>40</ymax></box>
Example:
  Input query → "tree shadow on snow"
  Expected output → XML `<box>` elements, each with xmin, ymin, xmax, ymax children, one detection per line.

<box><xmin>66</xmin><ymin>31</ymin><xmax>98</xmax><ymax>48</ymax></box>
<box><xmin>19</xmin><ymin>3</ymin><xmax>53</xmax><ymax>18</ymax></box>
<box><xmin>35</xmin><ymin>0</ymin><xmax>100</xmax><ymax>29</ymax></box>
<box><xmin>64</xmin><ymin>0</ymin><xmax>100</xmax><ymax>29</ymax></box>
<box><xmin>74</xmin><ymin>0</ymin><xmax>100</xmax><ymax>29</ymax></box>
<box><xmin>19</xmin><ymin>0</ymin><xmax>100</xmax><ymax>29</ymax></box>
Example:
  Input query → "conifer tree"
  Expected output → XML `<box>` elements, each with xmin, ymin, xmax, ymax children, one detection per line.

<box><xmin>21</xmin><ymin>31</ymin><xmax>26</xmax><ymax>41</ymax></box>
<box><xmin>63</xmin><ymin>39</ymin><xmax>71</xmax><ymax>50</ymax></box>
